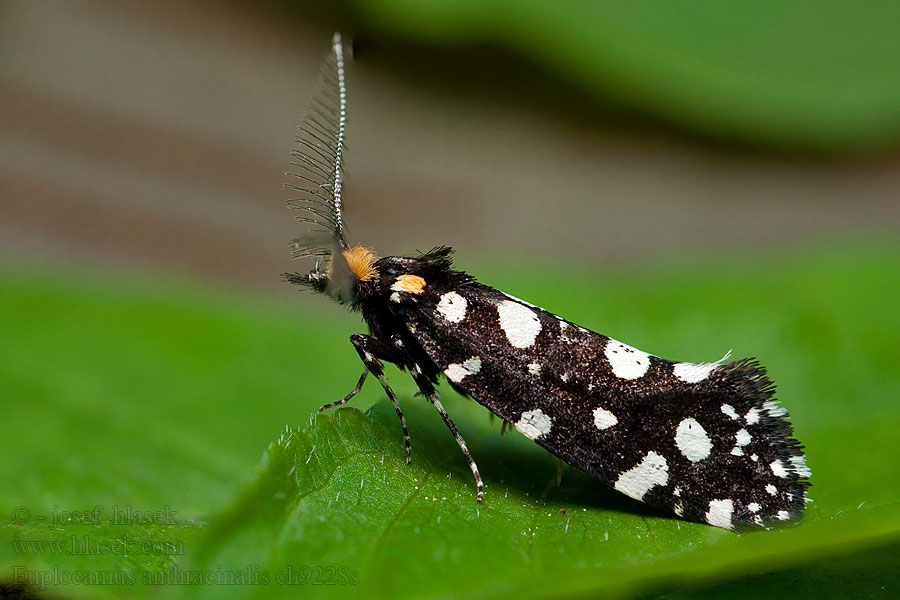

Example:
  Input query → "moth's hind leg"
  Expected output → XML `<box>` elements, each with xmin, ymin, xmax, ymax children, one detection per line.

<box><xmin>324</xmin><ymin>333</ymin><xmax>411</xmax><ymax>464</ymax></box>
<box><xmin>429</xmin><ymin>394</ymin><xmax>484</xmax><ymax>503</ymax></box>
<box><xmin>406</xmin><ymin>369</ymin><xmax>485</xmax><ymax>503</ymax></box>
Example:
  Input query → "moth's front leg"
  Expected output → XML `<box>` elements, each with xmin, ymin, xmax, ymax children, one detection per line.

<box><xmin>323</xmin><ymin>333</ymin><xmax>412</xmax><ymax>464</ymax></box>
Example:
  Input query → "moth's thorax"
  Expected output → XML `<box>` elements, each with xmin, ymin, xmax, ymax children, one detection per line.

<box><xmin>357</xmin><ymin>255</ymin><xmax>431</xmax><ymax>306</ymax></box>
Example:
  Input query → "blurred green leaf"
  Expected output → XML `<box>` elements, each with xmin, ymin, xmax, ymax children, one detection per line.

<box><xmin>2</xmin><ymin>238</ymin><xmax>899</xmax><ymax>598</ymax></box>
<box><xmin>648</xmin><ymin>540</ymin><xmax>900</xmax><ymax>600</ymax></box>
<box><xmin>347</xmin><ymin>0</ymin><xmax>900</xmax><ymax>151</ymax></box>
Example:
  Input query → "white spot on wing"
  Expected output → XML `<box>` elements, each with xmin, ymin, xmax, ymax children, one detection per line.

<box><xmin>777</xmin><ymin>510</ymin><xmax>790</xmax><ymax>520</ymax></box>
<box><xmin>764</xmin><ymin>400</ymin><xmax>788</xmax><ymax>417</ymax></box>
<box><xmin>673</xmin><ymin>362</ymin><xmax>717</xmax><ymax>383</ymax></box>
<box><xmin>496</xmin><ymin>300</ymin><xmax>542</xmax><ymax>348</ymax></box>
<box><xmin>592</xmin><ymin>407</ymin><xmax>618</xmax><ymax>430</ymax></box>
<box><xmin>674</xmin><ymin>350</ymin><xmax>732</xmax><ymax>383</ymax></box>
<box><xmin>604</xmin><ymin>339</ymin><xmax>651</xmax><ymax>380</ymax></box>
<box><xmin>721</xmin><ymin>404</ymin><xmax>739</xmax><ymax>419</ymax></box>
<box><xmin>766</xmin><ymin>483</ymin><xmax>777</xmax><ymax>495</ymax></box>
<box><xmin>444</xmin><ymin>356</ymin><xmax>482</xmax><ymax>383</ymax></box>
<box><xmin>390</xmin><ymin>292</ymin><xmax>402</xmax><ymax>303</ymax></box>
<box><xmin>735</xmin><ymin>428</ymin><xmax>752</xmax><ymax>446</ymax></box>
<box><xmin>437</xmin><ymin>292</ymin><xmax>467</xmax><ymax>323</ymax></box>
<box><xmin>444</xmin><ymin>365</ymin><xmax>467</xmax><ymax>382</ymax></box>
<box><xmin>674</xmin><ymin>503</ymin><xmax>684</xmax><ymax>517</ymax></box>
<box><xmin>770</xmin><ymin>459</ymin><xmax>789</xmax><ymax>478</ymax></box>
<box><xmin>515</xmin><ymin>409</ymin><xmax>553</xmax><ymax>440</ymax></box>
<box><xmin>675</xmin><ymin>418</ymin><xmax>712</xmax><ymax>462</ymax></box>
<box><xmin>790</xmin><ymin>455</ymin><xmax>812</xmax><ymax>478</ymax></box>
<box><xmin>748</xmin><ymin>502</ymin><xmax>761</xmax><ymax>513</ymax></box>
<box><xmin>705</xmin><ymin>499</ymin><xmax>734</xmax><ymax>529</ymax></box>
<box><xmin>614</xmin><ymin>451</ymin><xmax>668</xmax><ymax>500</ymax></box>
<box><xmin>745</xmin><ymin>408</ymin><xmax>761</xmax><ymax>425</ymax></box>
<box><xmin>527</xmin><ymin>362</ymin><xmax>541</xmax><ymax>376</ymax></box>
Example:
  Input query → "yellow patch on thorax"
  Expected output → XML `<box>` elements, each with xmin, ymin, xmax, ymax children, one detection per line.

<box><xmin>342</xmin><ymin>246</ymin><xmax>377</xmax><ymax>282</ymax></box>
<box><xmin>391</xmin><ymin>274</ymin><xmax>426</xmax><ymax>294</ymax></box>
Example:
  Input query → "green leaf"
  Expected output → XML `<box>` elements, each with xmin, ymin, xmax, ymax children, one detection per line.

<box><xmin>191</xmin><ymin>404</ymin><xmax>900</xmax><ymax>600</ymax></box>
<box><xmin>2</xmin><ymin>237</ymin><xmax>899</xmax><ymax>598</ymax></box>
<box><xmin>0</xmin><ymin>270</ymin><xmax>360</xmax><ymax>597</ymax></box>
<box><xmin>344</xmin><ymin>0</ymin><xmax>900</xmax><ymax>152</ymax></box>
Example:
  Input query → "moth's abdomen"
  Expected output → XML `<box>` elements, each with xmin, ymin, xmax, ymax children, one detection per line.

<box><xmin>405</xmin><ymin>283</ymin><xmax>810</xmax><ymax>530</ymax></box>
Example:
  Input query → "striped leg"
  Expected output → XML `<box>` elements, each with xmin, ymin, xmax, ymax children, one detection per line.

<box><xmin>428</xmin><ymin>393</ymin><xmax>484</xmax><ymax>503</ymax></box>
<box><xmin>401</xmin><ymin>358</ymin><xmax>484</xmax><ymax>503</ymax></box>
<box><xmin>339</xmin><ymin>333</ymin><xmax>411</xmax><ymax>464</ymax></box>
<box><xmin>318</xmin><ymin>370</ymin><xmax>367</xmax><ymax>412</ymax></box>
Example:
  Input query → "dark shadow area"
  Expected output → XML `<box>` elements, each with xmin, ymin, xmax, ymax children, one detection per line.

<box><xmin>643</xmin><ymin>540</ymin><xmax>900</xmax><ymax>600</ymax></box>
<box><xmin>0</xmin><ymin>582</ymin><xmax>63</xmax><ymax>600</ymax></box>
<box><xmin>366</xmin><ymin>397</ymin><xmax>674</xmax><ymax>522</ymax></box>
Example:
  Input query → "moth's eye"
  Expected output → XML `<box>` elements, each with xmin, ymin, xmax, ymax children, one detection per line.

<box><xmin>385</xmin><ymin>266</ymin><xmax>399</xmax><ymax>276</ymax></box>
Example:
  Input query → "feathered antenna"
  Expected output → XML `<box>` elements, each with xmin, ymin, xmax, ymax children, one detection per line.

<box><xmin>286</xmin><ymin>32</ymin><xmax>349</xmax><ymax>257</ymax></box>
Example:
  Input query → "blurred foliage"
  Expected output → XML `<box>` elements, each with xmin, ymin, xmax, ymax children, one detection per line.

<box><xmin>1</xmin><ymin>238</ymin><xmax>899</xmax><ymax>598</ymax></box>
<box><xmin>340</xmin><ymin>0</ymin><xmax>900</xmax><ymax>152</ymax></box>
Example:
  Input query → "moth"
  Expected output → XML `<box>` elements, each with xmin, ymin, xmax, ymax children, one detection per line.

<box><xmin>283</xmin><ymin>34</ymin><xmax>810</xmax><ymax>531</ymax></box>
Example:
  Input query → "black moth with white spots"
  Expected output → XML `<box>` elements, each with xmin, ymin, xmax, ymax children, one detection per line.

<box><xmin>283</xmin><ymin>34</ymin><xmax>810</xmax><ymax>531</ymax></box>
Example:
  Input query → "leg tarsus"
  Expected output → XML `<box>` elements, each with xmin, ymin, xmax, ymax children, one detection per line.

<box><xmin>319</xmin><ymin>370</ymin><xmax>367</xmax><ymax>412</ymax></box>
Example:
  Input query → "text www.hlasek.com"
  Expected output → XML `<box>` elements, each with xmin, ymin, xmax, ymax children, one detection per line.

<box><xmin>12</xmin><ymin>535</ymin><xmax>183</xmax><ymax>556</ymax></box>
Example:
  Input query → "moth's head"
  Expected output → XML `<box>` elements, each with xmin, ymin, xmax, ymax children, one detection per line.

<box><xmin>283</xmin><ymin>37</ymin><xmax>460</xmax><ymax>310</ymax></box>
<box><xmin>284</xmin><ymin>244</ymin><xmax>378</xmax><ymax>307</ymax></box>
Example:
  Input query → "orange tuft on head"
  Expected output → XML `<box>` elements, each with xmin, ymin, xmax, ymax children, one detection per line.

<box><xmin>392</xmin><ymin>274</ymin><xmax>426</xmax><ymax>294</ymax></box>
<box><xmin>342</xmin><ymin>245</ymin><xmax>377</xmax><ymax>282</ymax></box>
